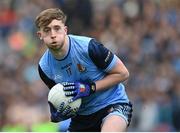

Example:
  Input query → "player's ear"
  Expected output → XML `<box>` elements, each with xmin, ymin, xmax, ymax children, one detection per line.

<box><xmin>64</xmin><ymin>26</ymin><xmax>68</xmax><ymax>35</ymax></box>
<box><xmin>37</xmin><ymin>31</ymin><xmax>43</xmax><ymax>40</ymax></box>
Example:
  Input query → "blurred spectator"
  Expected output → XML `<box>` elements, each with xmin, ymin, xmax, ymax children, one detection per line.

<box><xmin>0</xmin><ymin>0</ymin><xmax>17</xmax><ymax>38</ymax></box>
<box><xmin>60</xmin><ymin>0</ymin><xmax>93</xmax><ymax>34</ymax></box>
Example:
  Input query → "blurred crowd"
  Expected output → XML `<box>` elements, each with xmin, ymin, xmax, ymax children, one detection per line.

<box><xmin>0</xmin><ymin>0</ymin><xmax>180</xmax><ymax>131</ymax></box>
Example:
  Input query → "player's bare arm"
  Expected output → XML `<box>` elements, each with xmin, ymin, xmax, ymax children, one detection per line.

<box><xmin>95</xmin><ymin>58</ymin><xmax>129</xmax><ymax>91</ymax></box>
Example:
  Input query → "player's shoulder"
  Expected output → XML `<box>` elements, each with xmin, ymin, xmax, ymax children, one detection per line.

<box><xmin>38</xmin><ymin>49</ymin><xmax>54</xmax><ymax>77</ymax></box>
<box><xmin>39</xmin><ymin>49</ymin><xmax>51</xmax><ymax>67</ymax></box>
<box><xmin>68</xmin><ymin>34</ymin><xmax>93</xmax><ymax>45</ymax></box>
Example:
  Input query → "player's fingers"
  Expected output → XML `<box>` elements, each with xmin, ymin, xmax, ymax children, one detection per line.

<box><xmin>62</xmin><ymin>82</ymin><xmax>75</xmax><ymax>87</ymax></box>
<box><xmin>69</xmin><ymin>94</ymin><xmax>82</xmax><ymax>103</ymax></box>
<box><xmin>65</xmin><ymin>91</ymin><xmax>76</xmax><ymax>96</ymax></box>
<box><xmin>61</xmin><ymin>105</ymin><xmax>71</xmax><ymax>115</ymax></box>
<box><xmin>73</xmin><ymin>107</ymin><xmax>79</xmax><ymax>113</ymax></box>
<box><xmin>63</xmin><ymin>86</ymin><xmax>75</xmax><ymax>91</ymax></box>
<box><xmin>67</xmin><ymin>109</ymin><xmax>76</xmax><ymax>117</ymax></box>
<box><xmin>68</xmin><ymin>97</ymin><xmax>77</xmax><ymax>103</ymax></box>
<box><xmin>57</xmin><ymin>102</ymin><xmax>65</xmax><ymax>112</ymax></box>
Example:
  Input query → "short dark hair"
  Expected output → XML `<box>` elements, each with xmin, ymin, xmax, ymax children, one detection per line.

<box><xmin>35</xmin><ymin>8</ymin><xmax>67</xmax><ymax>29</ymax></box>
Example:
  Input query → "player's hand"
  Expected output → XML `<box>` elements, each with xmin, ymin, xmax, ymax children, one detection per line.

<box><xmin>62</xmin><ymin>81</ymin><xmax>96</xmax><ymax>102</ymax></box>
<box><xmin>48</xmin><ymin>101</ymin><xmax>75</xmax><ymax>122</ymax></box>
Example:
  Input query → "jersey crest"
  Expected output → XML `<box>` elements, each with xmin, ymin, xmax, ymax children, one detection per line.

<box><xmin>77</xmin><ymin>63</ymin><xmax>86</xmax><ymax>73</ymax></box>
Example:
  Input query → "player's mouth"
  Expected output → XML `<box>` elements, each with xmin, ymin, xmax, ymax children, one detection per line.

<box><xmin>50</xmin><ymin>42</ymin><xmax>60</xmax><ymax>49</ymax></box>
<box><xmin>51</xmin><ymin>42</ymin><xmax>58</xmax><ymax>46</ymax></box>
<box><xmin>51</xmin><ymin>41</ymin><xmax>57</xmax><ymax>44</ymax></box>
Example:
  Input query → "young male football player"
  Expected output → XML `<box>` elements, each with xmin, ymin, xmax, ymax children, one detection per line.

<box><xmin>35</xmin><ymin>8</ymin><xmax>133</xmax><ymax>132</ymax></box>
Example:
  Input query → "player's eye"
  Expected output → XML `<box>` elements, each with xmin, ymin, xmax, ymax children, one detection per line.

<box><xmin>43</xmin><ymin>28</ymin><xmax>51</xmax><ymax>33</ymax></box>
<box><xmin>54</xmin><ymin>26</ymin><xmax>61</xmax><ymax>32</ymax></box>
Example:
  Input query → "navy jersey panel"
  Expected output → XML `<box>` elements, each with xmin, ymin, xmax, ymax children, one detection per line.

<box><xmin>38</xmin><ymin>65</ymin><xmax>56</xmax><ymax>89</ymax></box>
<box><xmin>39</xmin><ymin>34</ymin><xmax>129</xmax><ymax>115</ymax></box>
<box><xmin>88</xmin><ymin>39</ymin><xmax>114</xmax><ymax>70</ymax></box>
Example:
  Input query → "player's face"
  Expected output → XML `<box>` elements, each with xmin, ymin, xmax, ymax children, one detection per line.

<box><xmin>38</xmin><ymin>19</ymin><xmax>67</xmax><ymax>51</ymax></box>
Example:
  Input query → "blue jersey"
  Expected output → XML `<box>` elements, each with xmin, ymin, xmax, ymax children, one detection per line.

<box><xmin>38</xmin><ymin>34</ymin><xmax>129</xmax><ymax>115</ymax></box>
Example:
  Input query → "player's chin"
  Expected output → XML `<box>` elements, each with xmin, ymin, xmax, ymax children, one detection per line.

<box><xmin>49</xmin><ymin>45</ymin><xmax>62</xmax><ymax>51</ymax></box>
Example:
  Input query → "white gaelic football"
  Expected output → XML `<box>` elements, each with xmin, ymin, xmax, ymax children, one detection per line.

<box><xmin>48</xmin><ymin>83</ymin><xmax>82</xmax><ymax>113</ymax></box>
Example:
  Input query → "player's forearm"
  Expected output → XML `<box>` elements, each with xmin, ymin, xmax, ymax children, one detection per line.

<box><xmin>95</xmin><ymin>57</ymin><xmax>129</xmax><ymax>91</ymax></box>
<box><xmin>95</xmin><ymin>72</ymin><xmax>129</xmax><ymax>91</ymax></box>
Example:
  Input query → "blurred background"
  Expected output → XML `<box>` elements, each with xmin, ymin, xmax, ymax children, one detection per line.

<box><xmin>0</xmin><ymin>0</ymin><xmax>180</xmax><ymax>131</ymax></box>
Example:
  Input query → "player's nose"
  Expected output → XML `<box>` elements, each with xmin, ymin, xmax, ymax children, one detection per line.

<box><xmin>51</xmin><ymin>30</ymin><xmax>56</xmax><ymax>38</ymax></box>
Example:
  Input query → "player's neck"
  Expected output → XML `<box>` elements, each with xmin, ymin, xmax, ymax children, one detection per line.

<box><xmin>51</xmin><ymin>36</ymin><xmax>69</xmax><ymax>60</ymax></box>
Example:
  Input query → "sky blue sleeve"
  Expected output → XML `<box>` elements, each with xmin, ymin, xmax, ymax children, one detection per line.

<box><xmin>104</xmin><ymin>55</ymin><xmax>118</xmax><ymax>72</ymax></box>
